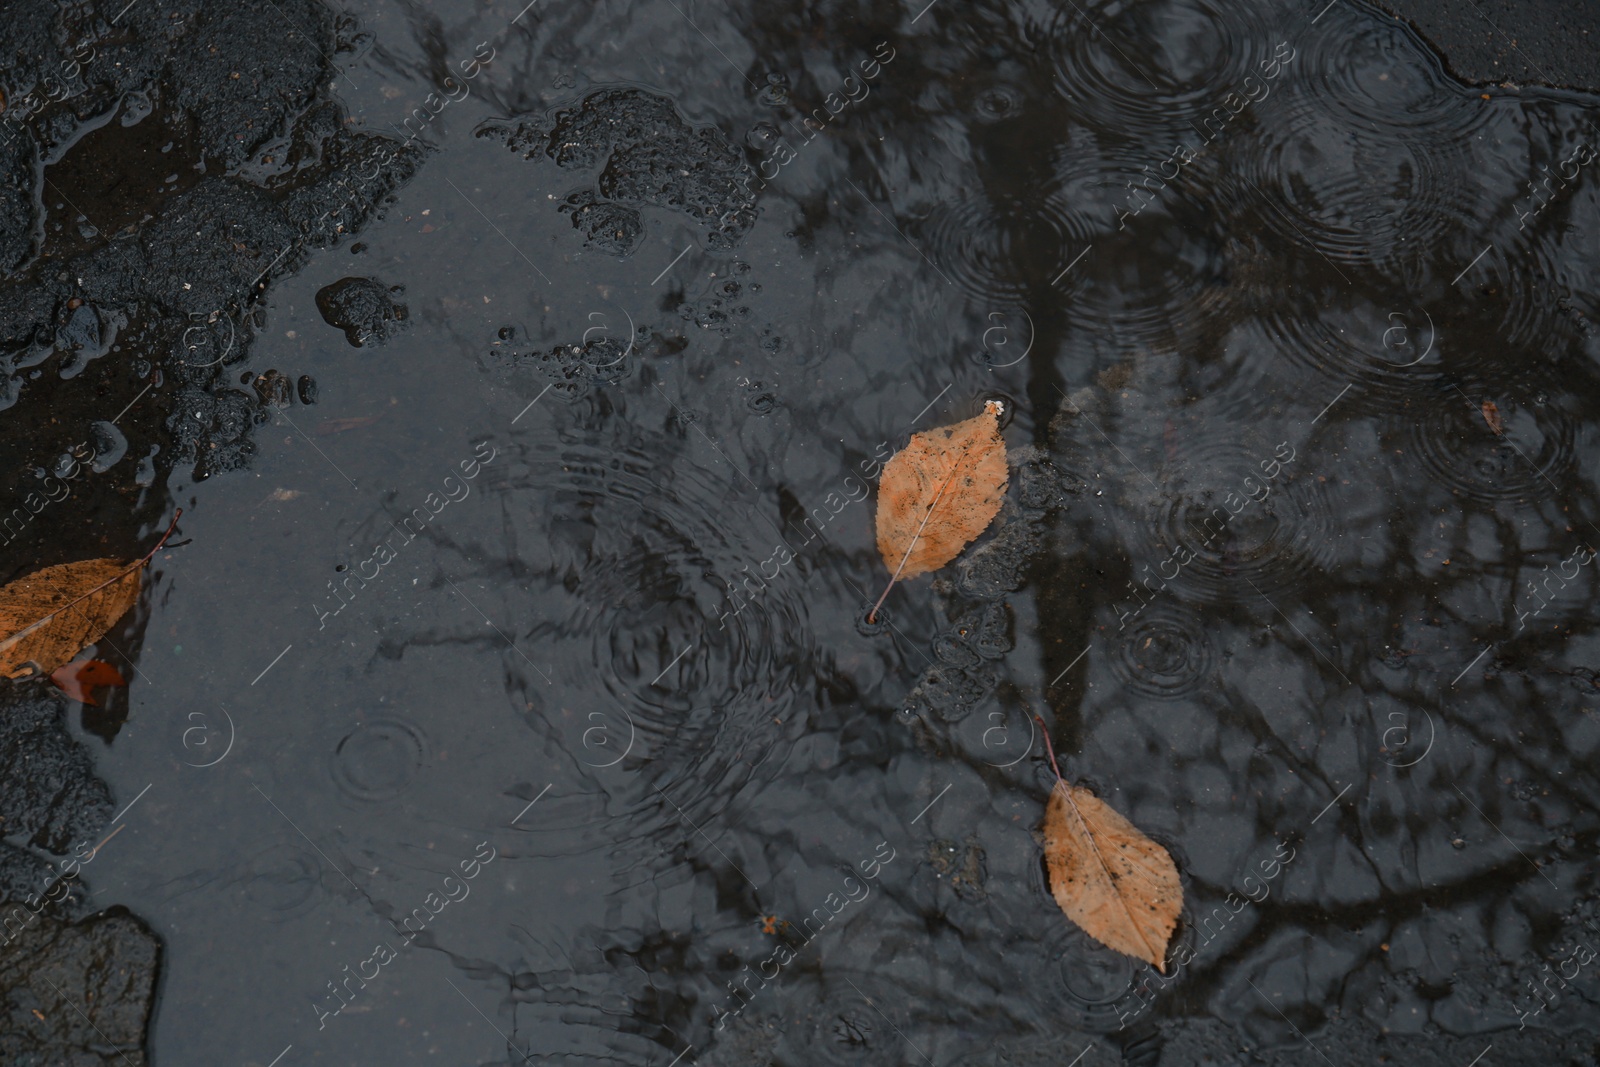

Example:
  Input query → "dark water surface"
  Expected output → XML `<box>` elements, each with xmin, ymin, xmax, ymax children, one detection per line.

<box><xmin>8</xmin><ymin>0</ymin><xmax>1600</xmax><ymax>1062</ymax></box>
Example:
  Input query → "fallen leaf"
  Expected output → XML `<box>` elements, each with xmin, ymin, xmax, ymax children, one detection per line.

<box><xmin>1037</xmin><ymin>718</ymin><xmax>1182</xmax><ymax>972</ymax></box>
<box><xmin>0</xmin><ymin>562</ymin><xmax>142</xmax><ymax>680</ymax></box>
<box><xmin>1481</xmin><ymin>400</ymin><xmax>1505</xmax><ymax>435</ymax></box>
<box><xmin>0</xmin><ymin>511</ymin><xmax>180</xmax><ymax>679</ymax></box>
<box><xmin>871</xmin><ymin>401</ymin><xmax>1008</xmax><ymax>620</ymax></box>
<box><xmin>49</xmin><ymin>659</ymin><xmax>128</xmax><ymax>706</ymax></box>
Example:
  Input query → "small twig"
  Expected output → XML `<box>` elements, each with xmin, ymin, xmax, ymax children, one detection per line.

<box><xmin>1035</xmin><ymin>715</ymin><xmax>1063</xmax><ymax>781</ymax></box>
<box><xmin>83</xmin><ymin>821</ymin><xmax>126</xmax><ymax>862</ymax></box>
<box><xmin>138</xmin><ymin>509</ymin><xmax>183</xmax><ymax>563</ymax></box>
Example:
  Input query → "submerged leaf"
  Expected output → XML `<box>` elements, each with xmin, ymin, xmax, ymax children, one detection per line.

<box><xmin>49</xmin><ymin>659</ymin><xmax>129</xmax><ymax>706</ymax></box>
<box><xmin>871</xmin><ymin>401</ymin><xmax>1008</xmax><ymax>619</ymax></box>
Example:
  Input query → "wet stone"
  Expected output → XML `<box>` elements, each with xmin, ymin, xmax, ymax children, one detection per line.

<box><xmin>0</xmin><ymin>842</ymin><xmax>58</xmax><ymax>909</ymax></box>
<box><xmin>1015</xmin><ymin>451</ymin><xmax>1075</xmax><ymax>510</ymax></box>
<box><xmin>932</xmin><ymin>629</ymin><xmax>984</xmax><ymax>669</ymax></box>
<box><xmin>953</xmin><ymin>506</ymin><xmax>1042</xmax><ymax>601</ymax></box>
<box><xmin>0</xmin><ymin>136</ymin><xmax>37</xmax><ymax>274</ymax></box>
<box><xmin>678</xmin><ymin>296</ymin><xmax>752</xmax><ymax>335</ymax></box>
<box><xmin>484</xmin><ymin>325</ymin><xmax>637</xmax><ymax>400</ymax></box>
<box><xmin>898</xmin><ymin>451</ymin><xmax>1062</xmax><ymax>729</ymax></box>
<box><xmin>560</xmin><ymin>190</ymin><xmax>645</xmax><ymax>256</ymax></box>
<box><xmin>314</xmin><ymin>277</ymin><xmax>409</xmax><ymax>348</ymax></box>
<box><xmin>742</xmin><ymin>384</ymin><xmax>777</xmax><ymax>414</ymax></box>
<box><xmin>902</xmin><ymin>664</ymin><xmax>992</xmax><ymax>723</ymax></box>
<box><xmin>0</xmin><ymin>685</ymin><xmax>143</xmax><ymax>1061</ymax></box>
<box><xmin>0</xmin><ymin>685</ymin><xmax>112</xmax><ymax>856</ymax></box>
<box><xmin>251</xmin><ymin>370</ymin><xmax>295</xmax><ymax>407</ymax></box>
<box><xmin>927</xmin><ymin>838</ymin><xmax>988</xmax><ymax>903</ymax></box>
<box><xmin>482</xmin><ymin>87</ymin><xmax>759</xmax><ymax>250</ymax></box>
<box><xmin>163</xmin><ymin>385</ymin><xmax>260</xmax><ymax>480</ymax></box>
<box><xmin>0</xmin><ymin>0</ymin><xmax>425</xmax><ymax>496</ymax></box>
<box><xmin>0</xmin><ymin>904</ymin><xmax>161</xmax><ymax>1067</ymax></box>
<box><xmin>160</xmin><ymin>0</ymin><xmax>331</xmax><ymax>166</ymax></box>
<box><xmin>964</xmin><ymin>601</ymin><xmax>1014</xmax><ymax>660</ymax></box>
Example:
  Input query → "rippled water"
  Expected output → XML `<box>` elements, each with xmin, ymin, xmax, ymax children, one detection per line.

<box><xmin>45</xmin><ymin>0</ymin><xmax>1600</xmax><ymax>1063</ymax></box>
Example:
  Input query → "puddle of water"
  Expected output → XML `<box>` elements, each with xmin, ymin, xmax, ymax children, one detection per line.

<box><xmin>6</xmin><ymin>0</ymin><xmax>1600</xmax><ymax>1063</ymax></box>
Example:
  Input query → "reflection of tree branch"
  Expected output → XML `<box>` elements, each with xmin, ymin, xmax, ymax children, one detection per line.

<box><xmin>1445</xmin><ymin>691</ymin><xmax>1600</xmax><ymax>816</ymax></box>
<box><xmin>1194</xmin><ymin>854</ymin><xmax>1558</xmax><ymax>986</ymax></box>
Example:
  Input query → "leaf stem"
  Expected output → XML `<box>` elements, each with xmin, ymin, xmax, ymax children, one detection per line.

<box><xmin>1034</xmin><ymin>715</ymin><xmax>1063</xmax><ymax>782</ymax></box>
<box><xmin>139</xmin><ymin>509</ymin><xmax>183</xmax><ymax>565</ymax></box>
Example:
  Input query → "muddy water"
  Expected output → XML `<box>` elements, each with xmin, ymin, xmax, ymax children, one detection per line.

<box><xmin>26</xmin><ymin>0</ymin><xmax>1600</xmax><ymax>1062</ymax></box>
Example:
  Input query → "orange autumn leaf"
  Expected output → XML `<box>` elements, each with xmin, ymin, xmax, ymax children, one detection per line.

<box><xmin>1042</xmin><ymin>781</ymin><xmax>1183</xmax><ymax>972</ymax></box>
<box><xmin>49</xmin><ymin>659</ymin><xmax>128</xmax><ymax>706</ymax></box>
<box><xmin>1037</xmin><ymin>719</ymin><xmax>1182</xmax><ymax>972</ymax></box>
<box><xmin>0</xmin><ymin>561</ymin><xmax>142</xmax><ymax>680</ymax></box>
<box><xmin>870</xmin><ymin>401</ymin><xmax>1008</xmax><ymax>620</ymax></box>
<box><xmin>0</xmin><ymin>511</ymin><xmax>180</xmax><ymax>679</ymax></box>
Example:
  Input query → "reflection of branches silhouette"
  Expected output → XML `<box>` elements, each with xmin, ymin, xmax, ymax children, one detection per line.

<box><xmin>312</xmin><ymin>0</ymin><xmax>1600</xmax><ymax>1057</ymax></box>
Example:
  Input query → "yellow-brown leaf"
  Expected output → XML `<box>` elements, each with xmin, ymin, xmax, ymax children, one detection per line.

<box><xmin>875</xmin><ymin>400</ymin><xmax>1008</xmax><ymax>583</ymax></box>
<box><xmin>0</xmin><ymin>559</ymin><xmax>142</xmax><ymax>679</ymax></box>
<box><xmin>1042</xmin><ymin>780</ymin><xmax>1182</xmax><ymax>972</ymax></box>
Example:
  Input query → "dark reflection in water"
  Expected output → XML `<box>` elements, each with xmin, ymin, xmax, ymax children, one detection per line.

<box><xmin>422</xmin><ymin>0</ymin><xmax>1600</xmax><ymax>1058</ymax></box>
<box><xmin>69</xmin><ymin>0</ymin><xmax>1600</xmax><ymax>1062</ymax></box>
